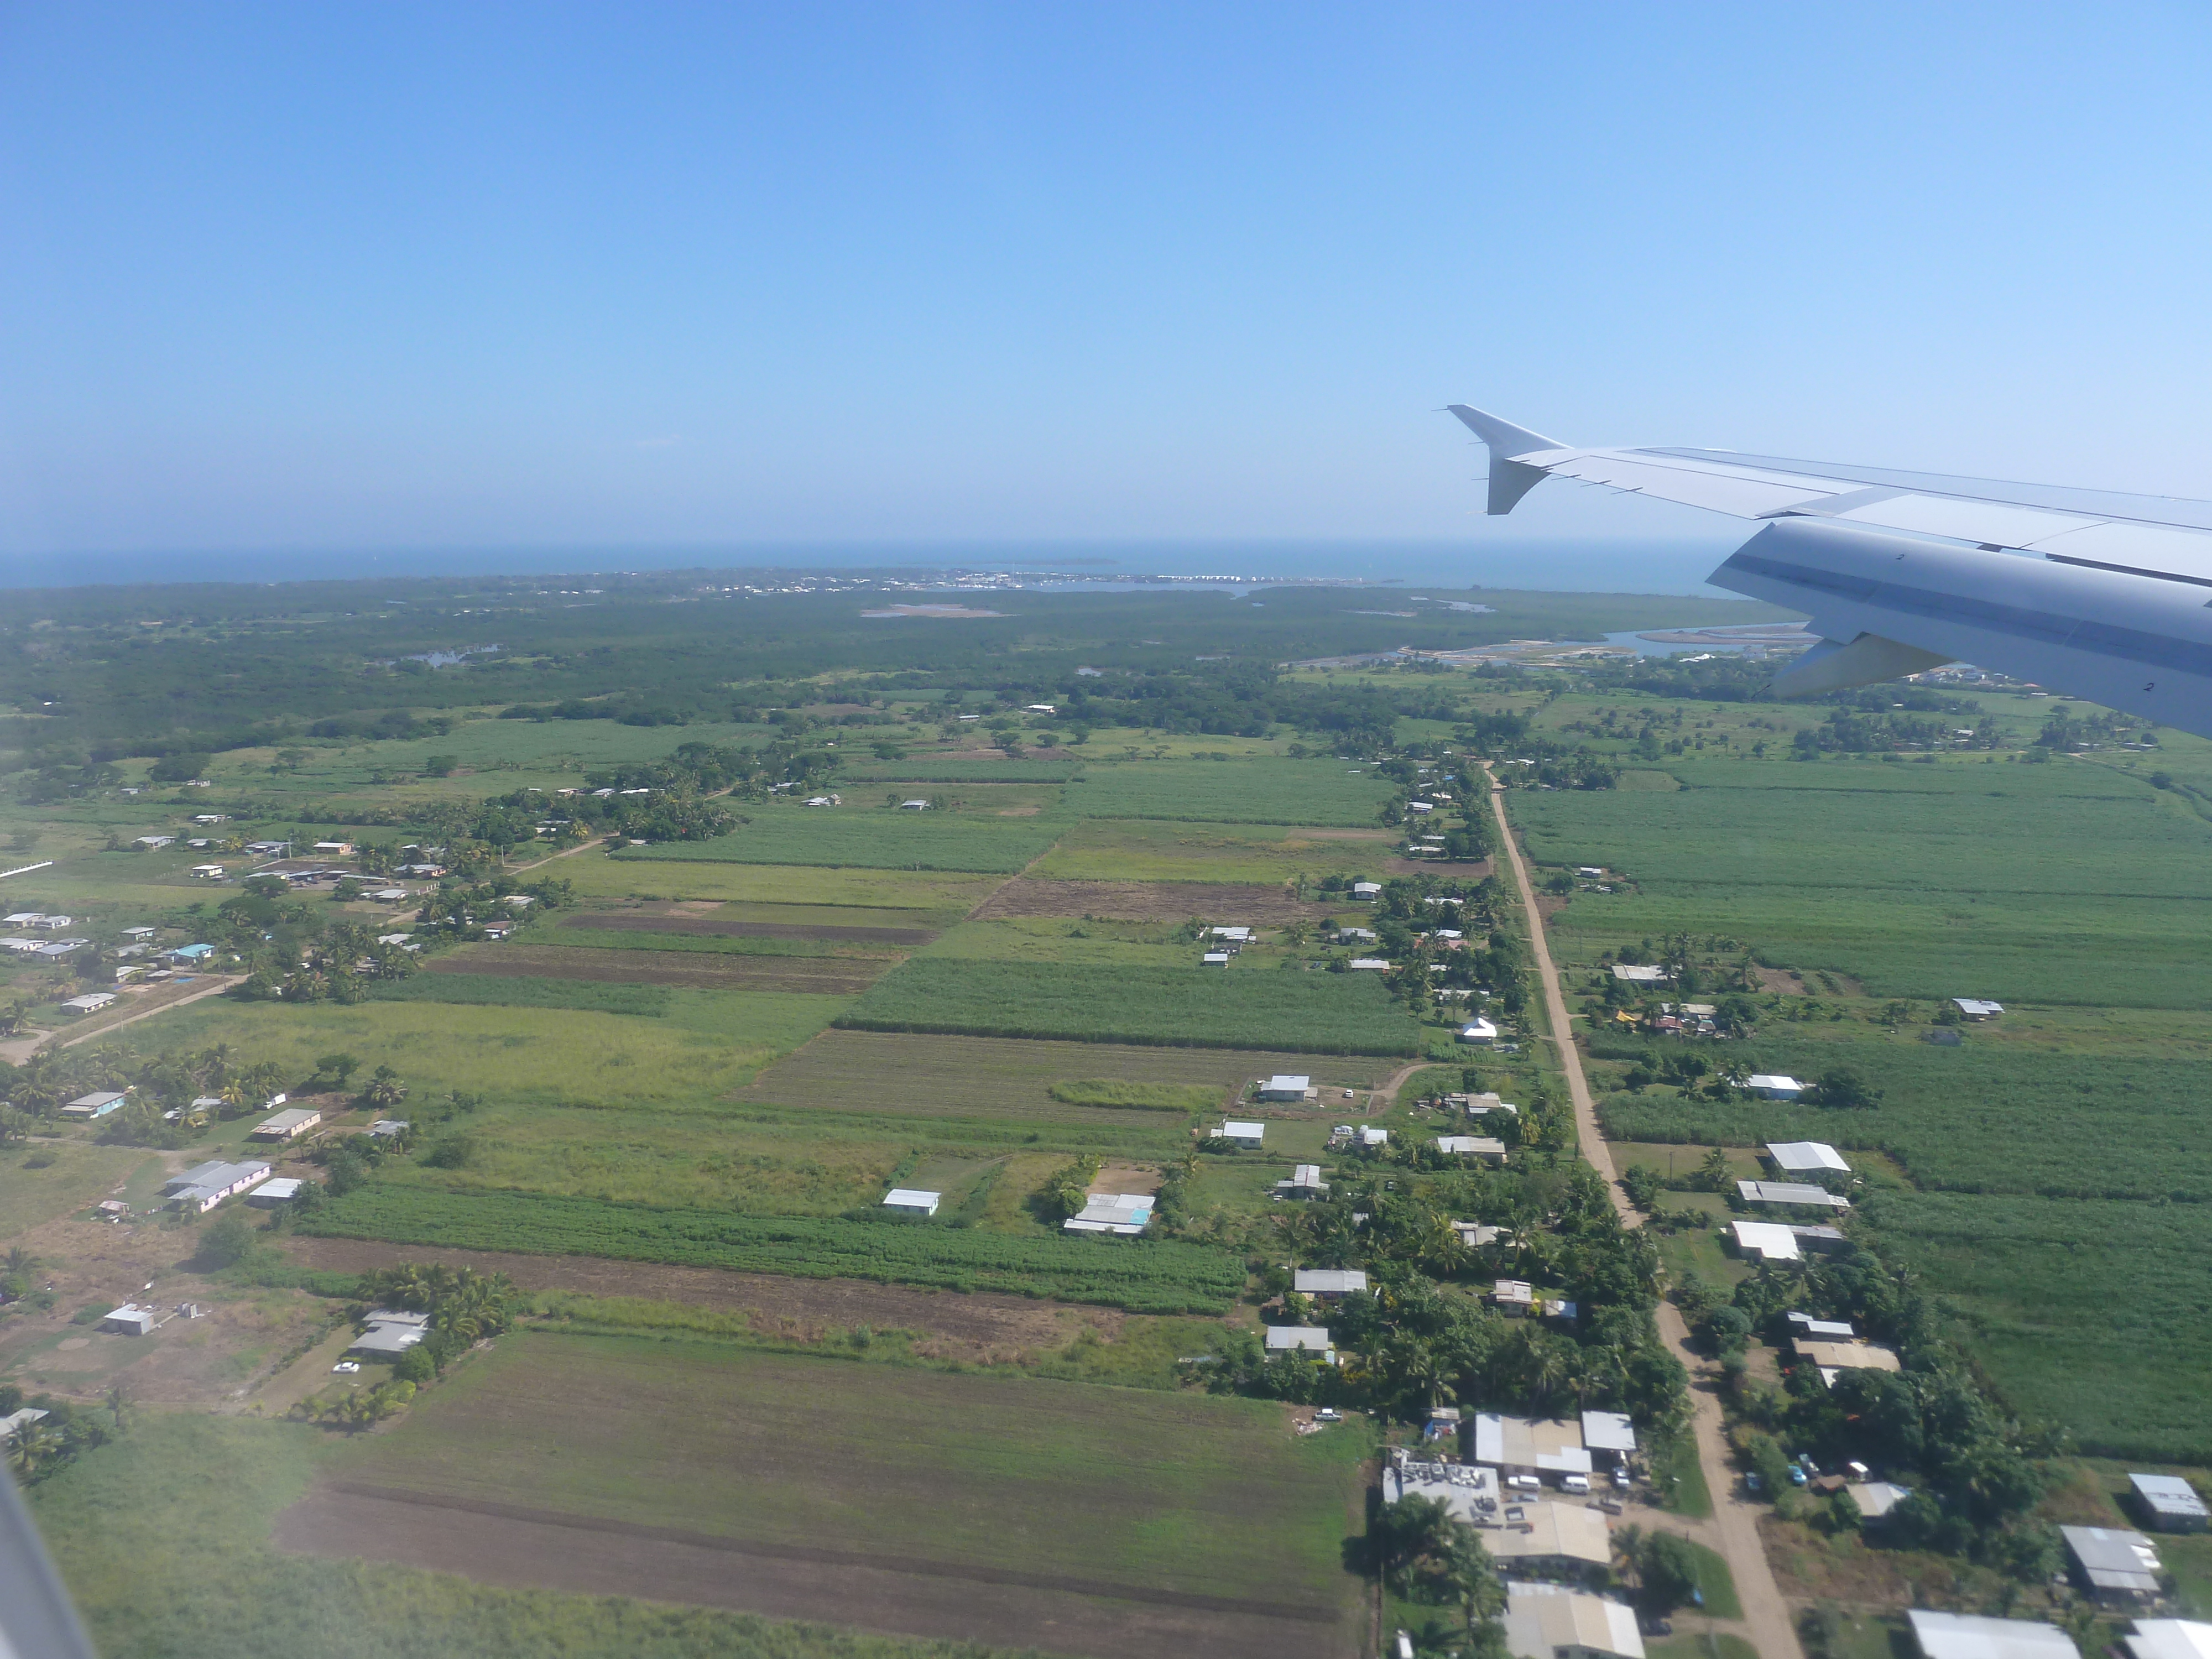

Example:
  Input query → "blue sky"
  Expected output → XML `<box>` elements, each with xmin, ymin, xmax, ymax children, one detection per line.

<box><xmin>6</xmin><ymin>2</ymin><xmax>2212</xmax><ymax>577</ymax></box>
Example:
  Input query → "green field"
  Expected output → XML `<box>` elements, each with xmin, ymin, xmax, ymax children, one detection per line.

<box><xmin>1068</xmin><ymin>758</ymin><xmax>1394</xmax><ymax>827</ymax></box>
<box><xmin>834</xmin><ymin>759</ymin><xmax>1083</xmax><ymax>783</ymax></box>
<box><xmin>367</xmin><ymin>974</ymin><xmax>675</xmax><ymax>1016</ymax></box>
<box><xmin>838</xmin><ymin>957</ymin><xmax>1423</xmax><ymax>1053</ymax></box>
<box><xmin>1517</xmin><ymin>758</ymin><xmax>2212</xmax><ymax>1006</ymax></box>
<box><xmin>29</xmin><ymin>1413</ymin><xmax>1015</xmax><ymax>1659</ymax></box>
<box><xmin>326</xmin><ymin>1332</ymin><xmax>1370</xmax><ymax>1609</ymax></box>
<box><xmin>1863</xmin><ymin>1190</ymin><xmax>2212</xmax><ymax>1461</ymax></box>
<box><xmin>553</xmin><ymin>855</ymin><xmax>1001</xmax><ymax>911</ymax></box>
<box><xmin>1030</xmin><ymin>818</ymin><xmax>1392</xmax><ymax>885</ymax></box>
<box><xmin>617</xmin><ymin>808</ymin><xmax>1067</xmax><ymax>873</ymax></box>
<box><xmin>298</xmin><ymin>1186</ymin><xmax>1248</xmax><ymax>1311</ymax></box>
<box><xmin>85</xmin><ymin>988</ymin><xmax>848</xmax><ymax>1104</ymax></box>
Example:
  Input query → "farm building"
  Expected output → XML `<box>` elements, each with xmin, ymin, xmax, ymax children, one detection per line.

<box><xmin>2131</xmin><ymin>1474</ymin><xmax>2210</xmax><ymax>1533</ymax></box>
<box><xmin>61</xmin><ymin>1090</ymin><xmax>131</xmax><ymax>1119</ymax></box>
<box><xmin>1217</xmin><ymin>1120</ymin><xmax>1266</xmax><ymax>1147</ymax></box>
<box><xmin>2126</xmin><ymin>1622</ymin><xmax>2212</xmax><ymax>1659</ymax></box>
<box><xmin>368</xmin><ymin>1119</ymin><xmax>410</xmax><ymax>1139</ymax></box>
<box><xmin>1580</xmin><ymin>1411</ymin><xmax>1637</xmax><ymax>1465</ymax></box>
<box><xmin>60</xmin><ymin>993</ymin><xmax>117</xmax><ymax>1014</ymax></box>
<box><xmin>1201</xmin><ymin>950</ymin><xmax>1230</xmax><ymax>966</ymax></box>
<box><xmin>1953</xmin><ymin>998</ymin><xmax>2005</xmax><ymax>1019</ymax></box>
<box><xmin>1766</xmin><ymin>1140</ymin><xmax>1851</xmax><ymax>1175</ymax></box>
<box><xmin>1472</xmin><ymin>1413</ymin><xmax>1592</xmax><ymax>1480</ymax></box>
<box><xmin>1264</xmin><ymin>1326</ymin><xmax>1333</xmax><ymax>1356</ymax></box>
<box><xmin>1746</xmin><ymin>1074</ymin><xmax>1807</xmax><ymax>1101</ymax></box>
<box><xmin>899</xmin><ymin>799</ymin><xmax>930</xmax><ymax>811</ymax></box>
<box><xmin>1437</xmin><ymin>1135</ymin><xmax>1507</xmax><ymax>1164</ymax></box>
<box><xmin>1356</xmin><ymin>1126</ymin><xmax>1389</xmax><ymax>1147</ymax></box>
<box><xmin>99</xmin><ymin>1304</ymin><xmax>158</xmax><ymax>1336</ymax></box>
<box><xmin>881</xmin><ymin>1188</ymin><xmax>941</xmax><ymax>1217</ymax></box>
<box><xmin>1502</xmin><ymin>1584</ymin><xmax>1644</xmax><ymax>1659</ymax></box>
<box><xmin>2062</xmin><ymin>1525</ymin><xmax>2164</xmax><ymax>1603</ymax></box>
<box><xmin>349</xmin><ymin>1310</ymin><xmax>431</xmax><ymax>1356</ymax></box>
<box><xmin>1347</xmin><ymin>957</ymin><xmax>1391</xmax><ymax>971</ymax></box>
<box><xmin>1457</xmin><ymin>1018</ymin><xmax>1499</xmax><ymax>1045</ymax></box>
<box><xmin>1257</xmin><ymin>1074</ymin><xmax>1312</xmax><ymax>1102</ymax></box>
<box><xmin>1610</xmin><ymin>964</ymin><xmax>1670</xmax><ymax>983</ymax></box>
<box><xmin>246</xmin><ymin>1178</ymin><xmax>306</xmax><ymax>1208</ymax></box>
<box><xmin>1295</xmin><ymin>1269</ymin><xmax>1367</xmax><ymax>1298</ymax></box>
<box><xmin>252</xmin><ymin>1107</ymin><xmax>322</xmax><ymax>1141</ymax></box>
<box><xmin>161</xmin><ymin>1159</ymin><xmax>273</xmax><ymax>1213</ymax></box>
<box><xmin>1274</xmin><ymin>1165</ymin><xmax>1329</xmax><ymax>1199</ymax></box>
<box><xmin>1063</xmin><ymin>1194</ymin><xmax>1153</xmax><ymax>1236</ymax></box>
<box><xmin>1738</xmin><ymin>1180</ymin><xmax>1851</xmax><ymax>1210</ymax></box>
<box><xmin>1907</xmin><ymin>1611</ymin><xmax>2079</xmax><ymax>1659</ymax></box>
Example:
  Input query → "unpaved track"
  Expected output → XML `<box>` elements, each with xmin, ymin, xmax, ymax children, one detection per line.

<box><xmin>1484</xmin><ymin>766</ymin><xmax>1802</xmax><ymax>1659</ymax></box>
<box><xmin>0</xmin><ymin>974</ymin><xmax>243</xmax><ymax>1066</ymax></box>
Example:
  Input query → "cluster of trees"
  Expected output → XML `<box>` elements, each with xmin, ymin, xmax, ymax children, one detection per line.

<box><xmin>1</xmin><ymin>1379</ymin><xmax>122</xmax><ymax>1483</ymax></box>
<box><xmin>1676</xmin><ymin>1244</ymin><xmax>2060</xmax><ymax>1573</ymax></box>
<box><xmin>1208</xmin><ymin>1165</ymin><xmax>1687</xmax><ymax>1435</ymax></box>
<box><xmin>1364</xmin><ymin>1495</ymin><xmax>1509</xmax><ymax>1653</ymax></box>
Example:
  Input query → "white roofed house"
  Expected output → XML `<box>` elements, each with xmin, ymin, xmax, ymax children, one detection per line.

<box><xmin>349</xmin><ymin>1310</ymin><xmax>432</xmax><ymax>1355</ymax></box>
<box><xmin>1437</xmin><ymin>1135</ymin><xmax>1507</xmax><ymax>1165</ymax></box>
<box><xmin>1063</xmin><ymin>1194</ymin><xmax>1154</xmax><ymax>1236</ymax></box>
<box><xmin>1257</xmin><ymin>1074</ymin><xmax>1312</xmax><ymax>1102</ymax></box>
<box><xmin>61</xmin><ymin>1090</ymin><xmax>131</xmax><ymax>1119</ymax></box>
<box><xmin>1502</xmin><ymin>1583</ymin><xmax>1644</xmax><ymax>1659</ymax></box>
<box><xmin>1745</xmin><ymin>1073</ymin><xmax>1807</xmax><ymax>1100</ymax></box>
<box><xmin>1265</xmin><ymin>1326</ymin><xmax>1333</xmax><ymax>1358</ymax></box>
<box><xmin>1472</xmin><ymin>1412</ymin><xmax>1592</xmax><ymax>1481</ymax></box>
<box><xmin>251</xmin><ymin>1107</ymin><xmax>322</xmax><ymax>1141</ymax></box>
<box><xmin>1457</xmin><ymin>1018</ymin><xmax>1499</xmax><ymax>1045</ymax></box>
<box><xmin>1217</xmin><ymin>1120</ymin><xmax>1266</xmax><ymax>1148</ymax></box>
<box><xmin>60</xmin><ymin>989</ymin><xmax>117</xmax><ymax>1015</ymax></box>
<box><xmin>1737</xmin><ymin>1180</ymin><xmax>1851</xmax><ymax>1211</ymax></box>
<box><xmin>1610</xmin><ymin>963</ymin><xmax>1669</xmax><ymax>983</ymax></box>
<box><xmin>1766</xmin><ymin>1140</ymin><xmax>1851</xmax><ymax>1176</ymax></box>
<box><xmin>882</xmin><ymin>1188</ymin><xmax>941</xmax><ymax>1217</ymax></box>
<box><xmin>2126</xmin><ymin>1622</ymin><xmax>2212</xmax><ymax>1659</ymax></box>
<box><xmin>1907</xmin><ymin>1610</ymin><xmax>2079</xmax><ymax>1659</ymax></box>
<box><xmin>1295</xmin><ymin>1269</ymin><xmax>1368</xmax><ymax>1300</ymax></box>
<box><xmin>1274</xmin><ymin>1164</ymin><xmax>1329</xmax><ymax>1199</ymax></box>
<box><xmin>2131</xmin><ymin>1473</ymin><xmax>2211</xmax><ymax>1533</ymax></box>
<box><xmin>2062</xmin><ymin>1525</ymin><xmax>2166</xmax><ymax>1604</ymax></box>
<box><xmin>1953</xmin><ymin>998</ymin><xmax>2005</xmax><ymax>1019</ymax></box>
<box><xmin>161</xmin><ymin>1159</ymin><xmax>273</xmax><ymax>1213</ymax></box>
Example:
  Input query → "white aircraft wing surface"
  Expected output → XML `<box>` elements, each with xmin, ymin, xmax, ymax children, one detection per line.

<box><xmin>1447</xmin><ymin>404</ymin><xmax>2212</xmax><ymax>738</ymax></box>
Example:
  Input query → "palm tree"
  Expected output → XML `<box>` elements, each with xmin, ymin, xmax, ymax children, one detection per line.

<box><xmin>6</xmin><ymin>1421</ymin><xmax>62</xmax><ymax>1479</ymax></box>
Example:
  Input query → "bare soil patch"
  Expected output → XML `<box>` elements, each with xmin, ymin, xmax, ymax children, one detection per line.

<box><xmin>1755</xmin><ymin>966</ymin><xmax>1808</xmax><ymax>995</ymax></box>
<box><xmin>424</xmin><ymin>945</ymin><xmax>886</xmax><ymax>995</ymax></box>
<box><xmin>279</xmin><ymin>1235</ymin><xmax>1119</xmax><ymax>1361</ymax></box>
<box><xmin>274</xmin><ymin>1485</ymin><xmax>1345</xmax><ymax>1659</ymax></box>
<box><xmin>971</xmin><ymin>877</ymin><xmax>1332</xmax><ymax>924</ymax></box>
<box><xmin>1383</xmin><ymin>857</ymin><xmax>1493</xmax><ymax>879</ymax></box>
<box><xmin>564</xmin><ymin>912</ymin><xmax>934</xmax><ymax>945</ymax></box>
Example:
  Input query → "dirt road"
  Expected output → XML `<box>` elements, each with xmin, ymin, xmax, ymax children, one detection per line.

<box><xmin>0</xmin><ymin>974</ymin><xmax>243</xmax><ymax>1066</ymax></box>
<box><xmin>1484</xmin><ymin>766</ymin><xmax>1802</xmax><ymax>1659</ymax></box>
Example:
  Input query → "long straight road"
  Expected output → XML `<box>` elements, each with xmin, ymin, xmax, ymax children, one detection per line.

<box><xmin>1483</xmin><ymin>766</ymin><xmax>1802</xmax><ymax>1659</ymax></box>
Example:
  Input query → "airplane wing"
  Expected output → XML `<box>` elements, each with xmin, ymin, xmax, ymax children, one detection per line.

<box><xmin>1447</xmin><ymin>404</ymin><xmax>2212</xmax><ymax>737</ymax></box>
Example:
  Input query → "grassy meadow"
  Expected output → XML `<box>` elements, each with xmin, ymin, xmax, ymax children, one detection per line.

<box><xmin>1031</xmin><ymin>819</ymin><xmax>1392</xmax><ymax>885</ymax></box>
<box><xmin>617</xmin><ymin>806</ymin><xmax>1067</xmax><ymax>872</ymax></box>
<box><xmin>1066</xmin><ymin>758</ymin><xmax>1394</xmax><ymax>826</ymax></box>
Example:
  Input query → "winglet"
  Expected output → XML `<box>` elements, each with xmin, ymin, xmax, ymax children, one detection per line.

<box><xmin>1446</xmin><ymin>404</ymin><xmax>1566</xmax><ymax>515</ymax></box>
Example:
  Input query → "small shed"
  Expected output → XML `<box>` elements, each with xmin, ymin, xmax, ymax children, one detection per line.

<box><xmin>1851</xmin><ymin>1481</ymin><xmax>1916</xmax><ymax>1522</ymax></box>
<box><xmin>1217</xmin><ymin>1120</ymin><xmax>1266</xmax><ymax>1148</ymax></box>
<box><xmin>899</xmin><ymin>799</ymin><xmax>930</xmax><ymax>811</ymax></box>
<box><xmin>368</xmin><ymin>1119</ymin><xmax>410</xmax><ymax>1139</ymax></box>
<box><xmin>1953</xmin><ymin>998</ymin><xmax>2005</xmax><ymax>1020</ymax></box>
<box><xmin>1580</xmin><ymin>1410</ymin><xmax>1637</xmax><ymax>1464</ymax></box>
<box><xmin>1746</xmin><ymin>1074</ymin><xmax>1807</xmax><ymax>1101</ymax></box>
<box><xmin>2130</xmin><ymin>1474</ymin><xmax>2210</xmax><ymax>1533</ymax></box>
<box><xmin>1457</xmin><ymin>1018</ymin><xmax>1499</xmax><ymax>1045</ymax></box>
<box><xmin>246</xmin><ymin>1178</ymin><xmax>306</xmax><ymax>1208</ymax></box>
<box><xmin>882</xmin><ymin>1188</ymin><xmax>942</xmax><ymax>1217</ymax></box>
<box><xmin>100</xmin><ymin>1303</ymin><xmax>157</xmax><ymax>1336</ymax></box>
<box><xmin>1347</xmin><ymin>957</ymin><xmax>1391</xmax><ymax>971</ymax></box>
<box><xmin>1611</xmin><ymin>963</ymin><xmax>1670</xmax><ymax>983</ymax></box>
<box><xmin>1201</xmin><ymin>951</ymin><xmax>1230</xmax><ymax>967</ymax></box>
